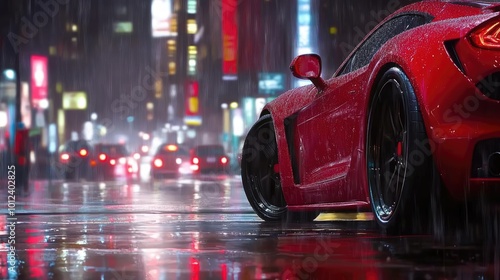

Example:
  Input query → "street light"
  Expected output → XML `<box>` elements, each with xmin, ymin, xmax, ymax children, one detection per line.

<box><xmin>221</xmin><ymin>103</ymin><xmax>230</xmax><ymax>152</ymax></box>
<box><xmin>38</xmin><ymin>99</ymin><xmax>49</xmax><ymax>110</ymax></box>
<box><xmin>3</xmin><ymin>69</ymin><xmax>15</xmax><ymax>80</ymax></box>
<box><xmin>90</xmin><ymin>112</ymin><xmax>98</xmax><ymax>141</ymax></box>
<box><xmin>0</xmin><ymin>111</ymin><xmax>7</xmax><ymax>128</ymax></box>
<box><xmin>228</xmin><ymin>102</ymin><xmax>242</xmax><ymax>167</ymax></box>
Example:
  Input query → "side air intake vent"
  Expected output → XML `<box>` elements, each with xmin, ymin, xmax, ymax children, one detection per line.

<box><xmin>444</xmin><ymin>40</ymin><xmax>465</xmax><ymax>73</ymax></box>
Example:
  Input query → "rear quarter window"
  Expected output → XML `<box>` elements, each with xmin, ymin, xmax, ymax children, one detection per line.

<box><xmin>338</xmin><ymin>13</ymin><xmax>433</xmax><ymax>75</ymax></box>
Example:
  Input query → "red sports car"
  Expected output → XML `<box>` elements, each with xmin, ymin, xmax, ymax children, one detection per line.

<box><xmin>241</xmin><ymin>1</ymin><xmax>500</xmax><ymax>233</ymax></box>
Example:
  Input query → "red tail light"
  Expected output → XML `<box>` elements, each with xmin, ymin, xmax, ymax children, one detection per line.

<box><xmin>192</xmin><ymin>157</ymin><xmax>199</xmax><ymax>164</ymax></box>
<box><xmin>60</xmin><ymin>153</ymin><xmax>69</xmax><ymax>162</ymax></box>
<box><xmin>99</xmin><ymin>153</ymin><xmax>107</xmax><ymax>161</ymax></box>
<box><xmin>470</xmin><ymin>17</ymin><xmax>500</xmax><ymax>50</ymax></box>
<box><xmin>110</xmin><ymin>159</ymin><xmax>116</xmax><ymax>165</ymax></box>
<box><xmin>153</xmin><ymin>158</ymin><xmax>163</xmax><ymax>168</ymax></box>
<box><xmin>79</xmin><ymin>148</ymin><xmax>88</xmax><ymax>157</ymax></box>
<box><xmin>220</xmin><ymin>157</ymin><xmax>228</xmax><ymax>164</ymax></box>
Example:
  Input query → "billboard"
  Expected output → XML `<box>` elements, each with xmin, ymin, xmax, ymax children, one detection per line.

<box><xmin>258</xmin><ymin>72</ymin><xmax>285</xmax><ymax>95</ymax></box>
<box><xmin>21</xmin><ymin>82</ymin><xmax>31</xmax><ymax>128</ymax></box>
<box><xmin>184</xmin><ymin>80</ymin><xmax>201</xmax><ymax>126</ymax></box>
<box><xmin>222</xmin><ymin>0</ymin><xmax>238</xmax><ymax>80</ymax></box>
<box><xmin>30</xmin><ymin>55</ymin><xmax>48</xmax><ymax>109</ymax></box>
<box><xmin>151</xmin><ymin>0</ymin><xmax>177</xmax><ymax>37</ymax></box>
<box><xmin>113</xmin><ymin>22</ymin><xmax>133</xmax><ymax>33</ymax></box>
<box><xmin>62</xmin><ymin>91</ymin><xmax>87</xmax><ymax>110</ymax></box>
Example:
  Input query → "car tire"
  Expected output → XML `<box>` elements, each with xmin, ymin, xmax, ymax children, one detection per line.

<box><xmin>366</xmin><ymin>66</ymin><xmax>431</xmax><ymax>234</ymax></box>
<box><xmin>241</xmin><ymin>114</ymin><xmax>319</xmax><ymax>222</ymax></box>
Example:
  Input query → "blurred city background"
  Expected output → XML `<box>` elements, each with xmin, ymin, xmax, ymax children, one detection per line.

<box><xmin>0</xmin><ymin>0</ymin><xmax>415</xmax><ymax>176</ymax></box>
<box><xmin>3</xmin><ymin>1</ymin><xmax>500</xmax><ymax>279</ymax></box>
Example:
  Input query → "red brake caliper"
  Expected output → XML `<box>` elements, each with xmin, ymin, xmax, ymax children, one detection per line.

<box><xmin>273</xmin><ymin>163</ymin><xmax>280</xmax><ymax>174</ymax></box>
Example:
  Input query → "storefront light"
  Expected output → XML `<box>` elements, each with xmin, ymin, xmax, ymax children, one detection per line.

<box><xmin>39</xmin><ymin>99</ymin><xmax>49</xmax><ymax>109</ymax></box>
<box><xmin>187</xmin><ymin>19</ymin><xmax>197</xmax><ymax>34</ymax></box>
<box><xmin>0</xmin><ymin>111</ymin><xmax>7</xmax><ymax>128</ymax></box>
<box><xmin>3</xmin><ymin>69</ymin><xmax>15</xmax><ymax>80</ymax></box>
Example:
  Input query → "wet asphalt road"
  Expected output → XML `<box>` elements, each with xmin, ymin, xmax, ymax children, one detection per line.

<box><xmin>0</xmin><ymin>175</ymin><xmax>499</xmax><ymax>280</ymax></box>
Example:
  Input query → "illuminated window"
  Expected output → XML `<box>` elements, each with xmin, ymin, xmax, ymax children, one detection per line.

<box><xmin>187</xmin><ymin>46</ymin><xmax>197</xmax><ymax>76</ymax></box>
<box><xmin>167</xmin><ymin>40</ymin><xmax>176</xmax><ymax>57</ymax></box>
<box><xmin>167</xmin><ymin>40</ymin><xmax>177</xmax><ymax>75</ymax></box>
<box><xmin>173</xmin><ymin>0</ymin><xmax>181</xmax><ymax>11</ymax></box>
<box><xmin>169</xmin><ymin>62</ymin><xmax>176</xmax><ymax>75</ymax></box>
<box><xmin>155</xmin><ymin>79</ymin><xmax>162</xmax><ymax>99</ymax></box>
<box><xmin>49</xmin><ymin>46</ymin><xmax>57</xmax><ymax>56</ymax></box>
<box><xmin>187</xmin><ymin>19</ymin><xmax>197</xmax><ymax>34</ymax></box>
<box><xmin>113</xmin><ymin>22</ymin><xmax>133</xmax><ymax>33</ymax></box>
<box><xmin>170</xmin><ymin>16</ymin><xmax>178</xmax><ymax>34</ymax></box>
<box><xmin>188</xmin><ymin>46</ymin><xmax>197</xmax><ymax>55</ymax></box>
<box><xmin>187</xmin><ymin>0</ymin><xmax>197</xmax><ymax>14</ymax></box>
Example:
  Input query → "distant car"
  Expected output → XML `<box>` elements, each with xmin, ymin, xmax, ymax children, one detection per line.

<box><xmin>91</xmin><ymin>143</ymin><xmax>138</xmax><ymax>180</ymax></box>
<box><xmin>190</xmin><ymin>145</ymin><xmax>230</xmax><ymax>174</ymax></box>
<box><xmin>58</xmin><ymin>140</ymin><xmax>92</xmax><ymax>180</ymax></box>
<box><xmin>150</xmin><ymin>143</ymin><xmax>191</xmax><ymax>178</ymax></box>
<box><xmin>240</xmin><ymin>1</ymin><xmax>500</xmax><ymax>233</ymax></box>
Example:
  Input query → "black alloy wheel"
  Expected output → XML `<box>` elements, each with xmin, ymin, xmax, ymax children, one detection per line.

<box><xmin>241</xmin><ymin>115</ymin><xmax>287</xmax><ymax>221</ymax></box>
<box><xmin>367</xmin><ymin>67</ymin><xmax>430</xmax><ymax>233</ymax></box>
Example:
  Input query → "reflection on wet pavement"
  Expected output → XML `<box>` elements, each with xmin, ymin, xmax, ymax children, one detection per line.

<box><xmin>0</xmin><ymin>177</ymin><xmax>498</xmax><ymax>279</ymax></box>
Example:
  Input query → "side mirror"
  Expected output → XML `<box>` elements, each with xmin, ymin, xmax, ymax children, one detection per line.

<box><xmin>289</xmin><ymin>54</ymin><xmax>327</xmax><ymax>92</ymax></box>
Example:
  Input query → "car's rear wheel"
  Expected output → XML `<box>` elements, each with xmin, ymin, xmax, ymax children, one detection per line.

<box><xmin>241</xmin><ymin>115</ymin><xmax>318</xmax><ymax>222</ymax></box>
<box><xmin>367</xmin><ymin>67</ymin><xmax>430</xmax><ymax>234</ymax></box>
